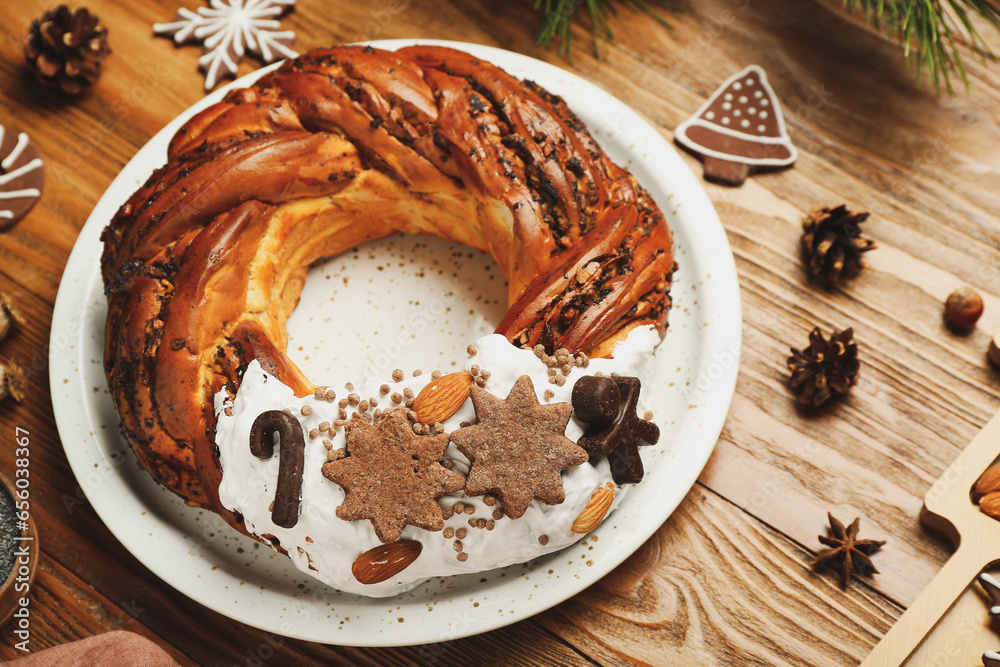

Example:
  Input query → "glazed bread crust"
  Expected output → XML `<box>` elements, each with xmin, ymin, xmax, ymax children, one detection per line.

<box><xmin>100</xmin><ymin>46</ymin><xmax>674</xmax><ymax>519</ymax></box>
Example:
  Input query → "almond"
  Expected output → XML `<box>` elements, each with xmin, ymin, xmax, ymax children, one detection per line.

<box><xmin>352</xmin><ymin>540</ymin><xmax>423</xmax><ymax>585</ymax></box>
<box><xmin>571</xmin><ymin>482</ymin><xmax>615</xmax><ymax>534</ymax></box>
<box><xmin>411</xmin><ymin>372</ymin><xmax>474</xmax><ymax>425</ymax></box>
<box><xmin>975</xmin><ymin>465</ymin><xmax>1000</xmax><ymax>501</ymax></box>
<box><xmin>980</xmin><ymin>492</ymin><xmax>1000</xmax><ymax>521</ymax></box>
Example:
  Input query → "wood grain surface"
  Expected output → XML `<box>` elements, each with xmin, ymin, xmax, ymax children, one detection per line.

<box><xmin>1</xmin><ymin>0</ymin><xmax>1000</xmax><ymax>664</ymax></box>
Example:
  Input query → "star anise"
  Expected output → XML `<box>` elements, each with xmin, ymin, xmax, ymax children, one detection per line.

<box><xmin>812</xmin><ymin>513</ymin><xmax>885</xmax><ymax>588</ymax></box>
<box><xmin>801</xmin><ymin>205</ymin><xmax>877</xmax><ymax>285</ymax></box>
<box><xmin>788</xmin><ymin>327</ymin><xmax>859</xmax><ymax>407</ymax></box>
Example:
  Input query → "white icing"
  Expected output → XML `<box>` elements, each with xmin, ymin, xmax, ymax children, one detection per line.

<box><xmin>754</xmin><ymin>90</ymin><xmax>763</xmax><ymax>98</ymax></box>
<box><xmin>757</xmin><ymin>125</ymin><xmax>766</xmax><ymax>133</ymax></box>
<box><xmin>733</xmin><ymin>109</ymin><xmax>741</xmax><ymax>117</ymax></box>
<box><xmin>724</xmin><ymin>93</ymin><xmax>732</xmax><ymax>101</ymax></box>
<box><xmin>987</xmin><ymin>651</ymin><xmax>1000</xmax><ymax>660</ymax></box>
<box><xmin>740</xmin><ymin>120</ymin><xmax>750</xmax><ymax>128</ymax></box>
<box><xmin>982</xmin><ymin>572</ymin><xmax>1000</xmax><ymax>589</ymax></box>
<box><xmin>722</xmin><ymin>102</ymin><xmax>732</xmax><ymax>111</ymax></box>
<box><xmin>0</xmin><ymin>159</ymin><xmax>42</xmax><ymax>186</ymax></box>
<box><xmin>0</xmin><ymin>212</ymin><xmax>12</xmax><ymax>220</ymax></box>
<box><xmin>0</xmin><ymin>188</ymin><xmax>41</xmax><ymax>200</ymax></box>
<box><xmin>748</xmin><ymin>107</ymin><xmax>756</xmax><ymax>115</ymax></box>
<box><xmin>705</xmin><ymin>111</ymin><xmax>715</xmax><ymax>120</ymax></box>
<box><xmin>744</xmin><ymin>78</ymin><xmax>753</xmax><ymax>86</ymax></box>
<box><xmin>760</xmin><ymin>110</ymin><xmax>769</xmax><ymax>119</ymax></box>
<box><xmin>732</xmin><ymin>82</ymin><xmax>742</xmax><ymax>90</ymax></box>
<box><xmin>738</xmin><ymin>96</ymin><xmax>747</xmax><ymax>104</ymax></box>
<box><xmin>1</xmin><ymin>133</ymin><xmax>30</xmax><ymax>171</ymax></box>
<box><xmin>721</xmin><ymin>117</ymin><xmax>730</xmax><ymax>126</ymax></box>
<box><xmin>216</xmin><ymin>326</ymin><xmax>661</xmax><ymax>597</ymax></box>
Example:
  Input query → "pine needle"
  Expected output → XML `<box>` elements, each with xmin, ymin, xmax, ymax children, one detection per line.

<box><xmin>533</xmin><ymin>0</ymin><xmax>676</xmax><ymax>59</ymax></box>
<box><xmin>844</xmin><ymin>0</ymin><xmax>1000</xmax><ymax>92</ymax></box>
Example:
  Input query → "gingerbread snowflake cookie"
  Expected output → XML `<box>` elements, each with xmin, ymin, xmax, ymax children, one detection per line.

<box><xmin>154</xmin><ymin>0</ymin><xmax>298</xmax><ymax>91</ymax></box>
<box><xmin>675</xmin><ymin>65</ymin><xmax>797</xmax><ymax>186</ymax></box>
<box><xmin>0</xmin><ymin>126</ymin><xmax>44</xmax><ymax>232</ymax></box>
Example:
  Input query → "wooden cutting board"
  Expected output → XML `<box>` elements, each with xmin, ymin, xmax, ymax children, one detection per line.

<box><xmin>862</xmin><ymin>412</ymin><xmax>1000</xmax><ymax>666</ymax></box>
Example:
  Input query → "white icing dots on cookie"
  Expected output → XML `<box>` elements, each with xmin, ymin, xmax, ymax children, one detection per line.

<box><xmin>724</xmin><ymin>93</ymin><xmax>733</xmax><ymax>101</ymax></box>
<box><xmin>754</xmin><ymin>90</ymin><xmax>763</xmax><ymax>98</ymax></box>
<box><xmin>741</xmin><ymin>120</ymin><xmax>750</xmax><ymax>128</ymax></box>
<box><xmin>722</xmin><ymin>102</ymin><xmax>732</xmax><ymax>111</ymax></box>
<box><xmin>705</xmin><ymin>111</ymin><xmax>715</xmax><ymax>120</ymax></box>
<box><xmin>721</xmin><ymin>117</ymin><xmax>730</xmax><ymax>125</ymax></box>
<box><xmin>733</xmin><ymin>82</ymin><xmax>742</xmax><ymax>91</ymax></box>
<box><xmin>738</xmin><ymin>96</ymin><xmax>748</xmax><ymax>104</ymax></box>
<box><xmin>745</xmin><ymin>78</ymin><xmax>754</xmax><ymax>86</ymax></box>
<box><xmin>733</xmin><ymin>109</ymin><xmax>741</xmax><ymax>117</ymax></box>
<box><xmin>761</xmin><ymin>99</ymin><xmax>769</xmax><ymax>107</ymax></box>
<box><xmin>759</xmin><ymin>110</ymin><xmax>769</xmax><ymax>119</ymax></box>
<box><xmin>757</xmin><ymin>125</ymin><xmax>766</xmax><ymax>133</ymax></box>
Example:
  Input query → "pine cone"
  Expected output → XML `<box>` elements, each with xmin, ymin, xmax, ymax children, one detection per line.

<box><xmin>788</xmin><ymin>328</ymin><xmax>859</xmax><ymax>407</ymax></box>
<box><xmin>801</xmin><ymin>205</ymin><xmax>876</xmax><ymax>285</ymax></box>
<box><xmin>24</xmin><ymin>6</ymin><xmax>111</xmax><ymax>95</ymax></box>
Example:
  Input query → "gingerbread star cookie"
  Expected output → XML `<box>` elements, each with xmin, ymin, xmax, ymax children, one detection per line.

<box><xmin>322</xmin><ymin>408</ymin><xmax>465</xmax><ymax>543</ymax></box>
<box><xmin>451</xmin><ymin>375</ymin><xmax>587</xmax><ymax>519</ymax></box>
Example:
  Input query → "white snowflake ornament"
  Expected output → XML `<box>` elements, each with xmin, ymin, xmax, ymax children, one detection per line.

<box><xmin>154</xmin><ymin>0</ymin><xmax>299</xmax><ymax>92</ymax></box>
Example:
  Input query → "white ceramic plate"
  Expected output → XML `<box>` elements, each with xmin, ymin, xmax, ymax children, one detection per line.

<box><xmin>50</xmin><ymin>40</ymin><xmax>740</xmax><ymax>646</ymax></box>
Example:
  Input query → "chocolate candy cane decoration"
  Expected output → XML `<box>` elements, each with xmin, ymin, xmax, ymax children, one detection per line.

<box><xmin>249</xmin><ymin>410</ymin><xmax>306</xmax><ymax>529</ymax></box>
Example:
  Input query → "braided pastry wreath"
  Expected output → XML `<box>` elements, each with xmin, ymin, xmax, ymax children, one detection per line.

<box><xmin>101</xmin><ymin>45</ymin><xmax>675</xmax><ymax>595</ymax></box>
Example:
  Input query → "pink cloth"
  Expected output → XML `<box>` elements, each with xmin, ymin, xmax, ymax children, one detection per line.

<box><xmin>6</xmin><ymin>631</ymin><xmax>181</xmax><ymax>666</ymax></box>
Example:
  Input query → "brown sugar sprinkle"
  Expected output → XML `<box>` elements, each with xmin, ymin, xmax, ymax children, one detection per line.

<box><xmin>391</xmin><ymin>392</ymin><xmax>402</xmax><ymax>404</ymax></box>
<box><xmin>561</xmin><ymin>363</ymin><xmax>572</xmax><ymax>375</ymax></box>
<box><xmin>442</xmin><ymin>506</ymin><xmax>454</xmax><ymax>520</ymax></box>
<box><xmin>403</xmin><ymin>388</ymin><xmax>414</xmax><ymax>399</ymax></box>
<box><xmin>433</xmin><ymin>421</ymin><xmax>444</xmax><ymax>433</ymax></box>
<box><xmin>475</xmin><ymin>376</ymin><xmax>486</xmax><ymax>388</ymax></box>
<box><xmin>301</xmin><ymin>405</ymin><xmax>313</xmax><ymax>417</ymax></box>
<box><xmin>442</xmin><ymin>458</ymin><xmax>454</xmax><ymax>469</ymax></box>
<box><xmin>538</xmin><ymin>535</ymin><xmax>549</xmax><ymax>546</ymax></box>
<box><xmin>327</xmin><ymin>448</ymin><xmax>346</xmax><ymax>461</ymax></box>
<box><xmin>543</xmin><ymin>389</ymin><xmax>554</xmax><ymax>400</ymax></box>
<box><xmin>282</xmin><ymin>408</ymin><xmax>292</xmax><ymax>414</ymax></box>
<box><xmin>325</xmin><ymin>389</ymin><xmax>337</xmax><ymax>402</ymax></box>
<box><xmin>547</xmin><ymin>368</ymin><xmax>557</xmax><ymax>377</ymax></box>
<box><xmin>443</xmin><ymin>527</ymin><xmax>455</xmax><ymax>539</ymax></box>
<box><xmin>464</xmin><ymin>504</ymin><xmax>475</xmax><ymax>515</ymax></box>
<box><xmin>480</xmin><ymin>370</ymin><xmax>491</xmax><ymax>380</ymax></box>
<box><xmin>314</xmin><ymin>388</ymin><xmax>325</xmax><ymax>400</ymax></box>
<box><xmin>373</xmin><ymin>409</ymin><xmax>383</xmax><ymax>420</ymax></box>
<box><xmin>533</xmin><ymin>344</ymin><xmax>545</xmax><ymax>358</ymax></box>
<box><xmin>457</xmin><ymin>552</ymin><xmax>469</xmax><ymax>562</ymax></box>
<box><xmin>470</xmin><ymin>364</ymin><xmax>480</xmax><ymax>376</ymax></box>
<box><xmin>380</xmin><ymin>384</ymin><xmax>390</xmax><ymax>395</ymax></box>
<box><xmin>431</xmin><ymin>370</ymin><xmax>442</xmax><ymax>379</ymax></box>
<box><xmin>467</xmin><ymin>344</ymin><xmax>477</xmax><ymax>356</ymax></box>
<box><xmin>323</xmin><ymin>439</ymin><xmax>333</xmax><ymax>451</ymax></box>
<box><xmin>459</xmin><ymin>421</ymin><xmax>471</xmax><ymax>428</ymax></box>
<box><xmin>348</xmin><ymin>394</ymin><xmax>360</xmax><ymax>406</ymax></box>
<box><xmin>483</xmin><ymin>495</ymin><xmax>496</xmax><ymax>507</ymax></box>
<box><xmin>338</xmin><ymin>398</ymin><xmax>348</xmax><ymax>409</ymax></box>
<box><xmin>361</xmin><ymin>413</ymin><xmax>372</xmax><ymax>424</ymax></box>
<box><xmin>369</xmin><ymin>396</ymin><xmax>378</xmax><ymax>406</ymax></box>
<box><xmin>334</xmin><ymin>419</ymin><xmax>347</xmax><ymax>427</ymax></box>
<box><xmin>392</xmin><ymin>369</ymin><xmax>404</xmax><ymax>382</ymax></box>
<box><xmin>412</xmin><ymin>423</ymin><xmax>422</xmax><ymax>435</ymax></box>
<box><xmin>644</xmin><ymin>411</ymin><xmax>654</xmax><ymax>421</ymax></box>
<box><xmin>492</xmin><ymin>509</ymin><xmax>503</xmax><ymax>520</ymax></box>
<box><xmin>486</xmin><ymin>520</ymin><xmax>495</xmax><ymax>531</ymax></box>
<box><xmin>319</xmin><ymin>421</ymin><xmax>330</xmax><ymax>433</ymax></box>
<box><xmin>554</xmin><ymin>375</ymin><xmax>566</xmax><ymax>387</ymax></box>
<box><xmin>309</xmin><ymin>428</ymin><xmax>319</xmax><ymax>439</ymax></box>
<box><xmin>456</xmin><ymin>528</ymin><xmax>468</xmax><ymax>540</ymax></box>
<box><xmin>345</xmin><ymin>382</ymin><xmax>354</xmax><ymax>392</ymax></box>
<box><xmin>338</xmin><ymin>408</ymin><xmax>347</xmax><ymax>420</ymax></box>
<box><xmin>453</xmin><ymin>540</ymin><xmax>463</xmax><ymax>552</ymax></box>
<box><xmin>413</xmin><ymin>369</ymin><xmax>423</xmax><ymax>377</ymax></box>
<box><xmin>359</xmin><ymin>399</ymin><xmax>369</xmax><ymax>412</ymax></box>
<box><xmin>452</xmin><ymin>502</ymin><xmax>465</xmax><ymax>514</ymax></box>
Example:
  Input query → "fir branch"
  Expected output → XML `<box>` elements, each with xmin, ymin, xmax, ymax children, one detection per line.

<box><xmin>532</xmin><ymin>0</ymin><xmax>675</xmax><ymax>58</ymax></box>
<box><xmin>844</xmin><ymin>0</ymin><xmax>1000</xmax><ymax>92</ymax></box>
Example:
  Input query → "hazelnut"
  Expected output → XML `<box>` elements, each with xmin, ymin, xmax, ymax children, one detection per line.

<box><xmin>945</xmin><ymin>287</ymin><xmax>984</xmax><ymax>328</ymax></box>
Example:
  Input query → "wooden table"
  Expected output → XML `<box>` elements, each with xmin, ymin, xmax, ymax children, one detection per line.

<box><xmin>2</xmin><ymin>0</ymin><xmax>1000</xmax><ymax>664</ymax></box>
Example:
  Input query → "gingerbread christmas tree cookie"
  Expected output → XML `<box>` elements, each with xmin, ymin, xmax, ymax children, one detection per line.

<box><xmin>675</xmin><ymin>65</ymin><xmax>797</xmax><ymax>186</ymax></box>
<box><xmin>322</xmin><ymin>408</ymin><xmax>465</xmax><ymax>543</ymax></box>
<box><xmin>451</xmin><ymin>375</ymin><xmax>587</xmax><ymax>519</ymax></box>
